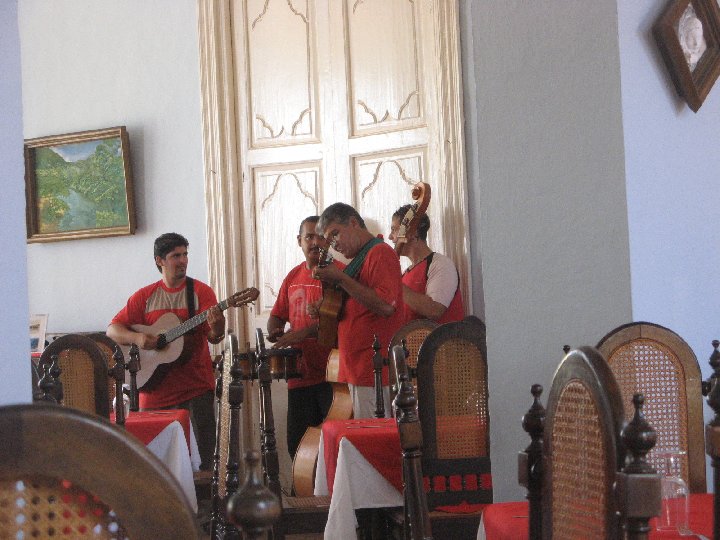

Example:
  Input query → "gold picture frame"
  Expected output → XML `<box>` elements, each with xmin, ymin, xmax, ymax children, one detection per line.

<box><xmin>653</xmin><ymin>0</ymin><xmax>720</xmax><ymax>112</ymax></box>
<box><xmin>25</xmin><ymin>126</ymin><xmax>136</xmax><ymax>243</ymax></box>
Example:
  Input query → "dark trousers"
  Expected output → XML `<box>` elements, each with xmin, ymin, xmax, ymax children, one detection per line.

<box><xmin>287</xmin><ymin>382</ymin><xmax>333</xmax><ymax>459</ymax></box>
<box><xmin>169</xmin><ymin>390</ymin><xmax>216</xmax><ymax>471</ymax></box>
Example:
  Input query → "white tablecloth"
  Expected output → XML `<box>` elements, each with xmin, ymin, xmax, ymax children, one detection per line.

<box><xmin>145</xmin><ymin>420</ymin><xmax>199</xmax><ymax>512</ymax></box>
<box><xmin>314</xmin><ymin>433</ymin><xmax>403</xmax><ymax>539</ymax></box>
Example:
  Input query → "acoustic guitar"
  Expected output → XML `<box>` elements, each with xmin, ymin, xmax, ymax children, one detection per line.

<box><xmin>393</xmin><ymin>181</ymin><xmax>431</xmax><ymax>257</ymax></box>
<box><xmin>316</xmin><ymin>242</ymin><xmax>343</xmax><ymax>348</ymax></box>
<box><xmin>291</xmin><ymin>348</ymin><xmax>352</xmax><ymax>496</ymax></box>
<box><xmin>120</xmin><ymin>287</ymin><xmax>259</xmax><ymax>390</ymax></box>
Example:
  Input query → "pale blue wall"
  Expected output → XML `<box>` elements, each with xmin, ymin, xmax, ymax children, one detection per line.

<box><xmin>0</xmin><ymin>0</ymin><xmax>31</xmax><ymax>404</ymax></box>
<box><xmin>618</xmin><ymin>1</ymin><xmax>720</xmax><ymax>378</ymax></box>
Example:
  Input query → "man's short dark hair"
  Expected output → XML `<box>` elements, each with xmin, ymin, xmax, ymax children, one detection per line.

<box><xmin>154</xmin><ymin>232</ymin><xmax>189</xmax><ymax>272</ymax></box>
<box><xmin>392</xmin><ymin>204</ymin><xmax>430</xmax><ymax>241</ymax></box>
<box><xmin>298</xmin><ymin>215</ymin><xmax>320</xmax><ymax>236</ymax></box>
<box><xmin>317</xmin><ymin>203</ymin><xmax>366</xmax><ymax>234</ymax></box>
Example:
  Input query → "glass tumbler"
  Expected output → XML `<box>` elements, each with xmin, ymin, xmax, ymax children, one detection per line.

<box><xmin>655</xmin><ymin>450</ymin><xmax>690</xmax><ymax>534</ymax></box>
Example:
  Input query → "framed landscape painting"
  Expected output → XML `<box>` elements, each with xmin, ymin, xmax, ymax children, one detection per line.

<box><xmin>25</xmin><ymin>126</ymin><xmax>136</xmax><ymax>243</ymax></box>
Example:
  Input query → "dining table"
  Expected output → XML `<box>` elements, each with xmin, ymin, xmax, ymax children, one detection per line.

<box><xmin>111</xmin><ymin>409</ymin><xmax>200</xmax><ymax>512</ymax></box>
<box><xmin>477</xmin><ymin>493</ymin><xmax>714</xmax><ymax>540</ymax></box>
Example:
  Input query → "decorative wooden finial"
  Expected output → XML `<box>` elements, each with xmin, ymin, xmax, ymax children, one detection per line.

<box><xmin>372</xmin><ymin>334</ymin><xmax>386</xmax><ymax>418</ymax></box>
<box><xmin>38</xmin><ymin>361</ymin><xmax>58</xmax><ymax>403</ymax></box>
<box><xmin>48</xmin><ymin>354</ymin><xmax>63</xmax><ymax>403</ymax></box>
<box><xmin>621</xmin><ymin>393</ymin><xmax>657</xmax><ymax>474</ymax></box>
<box><xmin>519</xmin><ymin>384</ymin><xmax>544</xmax><ymax>539</ymax></box>
<box><xmin>562</xmin><ymin>345</ymin><xmax>571</xmax><ymax>355</ymax></box>
<box><xmin>707</xmin><ymin>340</ymin><xmax>720</xmax><ymax>427</ymax></box>
<box><xmin>126</xmin><ymin>344</ymin><xmax>140</xmax><ymax>412</ymax></box>
<box><xmin>227</xmin><ymin>451</ymin><xmax>281</xmax><ymax>539</ymax></box>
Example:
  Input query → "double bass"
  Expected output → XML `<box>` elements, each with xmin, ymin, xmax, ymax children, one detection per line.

<box><xmin>393</xmin><ymin>181</ymin><xmax>431</xmax><ymax>256</ymax></box>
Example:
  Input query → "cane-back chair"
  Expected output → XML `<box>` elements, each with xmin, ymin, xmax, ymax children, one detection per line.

<box><xmin>414</xmin><ymin>316</ymin><xmax>491</xmax><ymax>536</ymax></box>
<box><xmin>388</xmin><ymin>318</ymin><xmax>439</xmax><ymax>398</ymax></box>
<box><xmin>39</xmin><ymin>334</ymin><xmax>110</xmax><ymax>418</ymax></box>
<box><xmin>86</xmin><ymin>332</ymin><xmax>121</xmax><ymax>412</ymax></box>
<box><xmin>542</xmin><ymin>346</ymin><xmax>661</xmax><ymax>539</ymax></box>
<box><xmin>0</xmin><ymin>404</ymin><xmax>197</xmax><ymax>539</ymax></box>
<box><xmin>597</xmin><ymin>322</ymin><xmax>706</xmax><ymax>493</ymax></box>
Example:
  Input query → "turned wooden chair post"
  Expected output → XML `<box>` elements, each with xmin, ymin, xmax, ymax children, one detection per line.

<box><xmin>617</xmin><ymin>394</ymin><xmax>661</xmax><ymax>540</ymax></box>
<box><xmin>224</xmin><ymin>351</ymin><xmax>245</xmax><ymax>540</ymax></box>
<box><xmin>704</xmin><ymin>339</ymin><xmax>720</xmax><ymax>540</ymax></box>
<box><xmin>227</xmin><ymin>450</ymin><xmax>281</xmax><ymax>540</ymax></box>
<box><xmin>373</xmin><ymin>334</ymin><xmax>387</xmax><ymax>418</ymax></box>
<box><xmin>518</xmin><ymin>384</ymin><xmax>544</xmax><ymax>540</ymax></box>
<box><xmin>109</xmin><ymin>347</ymin><xmax>126</xmax><ymax>426</ymax></box>
<box><xmin>211</xmin><ymin>353</ymin><xmax>226</xmax><ymax>540</ymax></box>
<box><xmin>125</xmin><ymin>344</ymin><xmax>140</xmax><ymax>412</ymax></box>
<box><xmin>393</xmin><ymin>345</ymin><xmax>432</xmax><ymax>540</ymax></box>
<box><xmin>37</xmin><ymin>358</ymin><xmax>59</xmax><ymax>404</ymax></box>
<box><xmin>255</xmin><ymin>328</ymin><xmax>282</xmax><ymax>500</ymax></box>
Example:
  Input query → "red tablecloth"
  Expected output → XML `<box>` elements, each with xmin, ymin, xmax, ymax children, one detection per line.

<box><xmin>481</xmin><ymin>493</ymin><xmax>713</xmax><ymax>539</ymax></box>
<box><xmin>322</xmin><ymin>417</ymin><xmax>488</xmax><ymax>513</ymax></box>
<box><xmin>111</xmin><ymin>409</ymin><xmax>191</xmax><ymax>448</ymax></box>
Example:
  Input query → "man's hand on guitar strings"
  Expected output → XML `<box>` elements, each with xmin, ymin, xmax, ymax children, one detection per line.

<box><xmin>135</xmin><ymin>332</ymin><xmax>159</xmax><ymax>351</ymax></box>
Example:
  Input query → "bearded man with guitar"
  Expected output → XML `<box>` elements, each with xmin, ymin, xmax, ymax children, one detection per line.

<box><xmin>313</xmin><ymin>203</ymin><xmax>404</xmax><ymax>419</ymax></box>
<box><xmin>267</xmin><ymin>216</ymin><xmax>343</xmax><ymax>459</ymax></box>
<box><xmin>389</xmin><ymin>205</ymin><xmax>465</xmax><ymax>324</ymax></box>
<box><xmin>107</xmin><ymin>232</ymin><xmax>228</xmax><ymax>471</ymax></box>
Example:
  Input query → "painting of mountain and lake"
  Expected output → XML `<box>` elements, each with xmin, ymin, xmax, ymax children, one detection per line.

<box><xmin>24</xmin><ymin>126</ymin><xmax>135</xmax><ymax>243</ymax></box>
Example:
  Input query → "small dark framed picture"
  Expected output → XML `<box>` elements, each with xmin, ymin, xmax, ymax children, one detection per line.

<box><xmin>24</xmin><ymin>126</ymin><xmax>136</xmax><ymax>243</ymax></box>
<box><xmin>653</xmin><ymin>0</ymin><xmax>720</xmax><ymax>111</ymax></box>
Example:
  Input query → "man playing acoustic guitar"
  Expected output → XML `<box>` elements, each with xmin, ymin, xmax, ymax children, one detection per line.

<box><xmin>267</xmin><ymin>216</ymin><xmax>342</xmax><ymax>459</ymax></box>
<box><xmin>107</xmin><ymin>232</ymin><xmax>225</xmax><ymax>470</ymax></box>
<box><xmin>313</xmin><ymin>203</ymin><xmax>404</xmax><ymax>419</ymax></box>
<box><xmin>389</xmin><ymin>205</ymin><xmax>465</xmax><ymax>324</ymax></box>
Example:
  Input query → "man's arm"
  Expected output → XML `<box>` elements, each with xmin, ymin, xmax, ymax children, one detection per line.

<box><xmin>401</xmin><ymin>285</ymin><xmax>447</xmax><ymax>321</ymax></box>
<box><xmin>107</xmin><ymin>323</ymin><xmax>158</xmax><ymax>350</ymax></box>
<box><xmin>314</xmin><ymin>263</ymin><xmax>395</xmax><ymax>317</ymax></box>
<box><xmin>267</xmin><ymin>314</ymin><xmax>286</xmax><ymax>342</ymax></box>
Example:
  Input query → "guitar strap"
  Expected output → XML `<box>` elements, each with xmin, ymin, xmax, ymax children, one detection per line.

<box><xmin>185</xmin><ymin>277</ymin><xmax>196</xmax><ymax>320</ymax></box>
<box><xmin>343</xmin><ymin>237</ymin><xmax>383</xmax><ymax>279</ymax></box>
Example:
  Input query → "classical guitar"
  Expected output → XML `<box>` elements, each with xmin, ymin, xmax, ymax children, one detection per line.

<box><xmin>393</xmin><ymin>181</ymin><xmax>431</xmax><ymax>257</ymax></box>
<box><xmin>317</xmin><ymin>242</ymin><xmax>344</xmax><ymax>348</ymax></box>
<box><xmin>120</xmin><ymin>287</ymin><xmax>259</xmax><ymax>390</ymax></box>
<box><xmin>292</xmin><ymin>348</ymin><xmax>352</xmax><ymax>496</ymax></box>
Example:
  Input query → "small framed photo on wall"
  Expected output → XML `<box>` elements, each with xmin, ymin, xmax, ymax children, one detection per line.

<box><xmin>653</xmin><ymin>0</ymin><xmax>720</xmax><ymax>111</ymax></box>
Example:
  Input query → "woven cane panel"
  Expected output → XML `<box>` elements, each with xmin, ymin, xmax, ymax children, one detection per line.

<box><xmin>607</xmin><ymin>339</ymin><xmax>688</xmax><ymax>481</ymax></box>
<box><xmin>433</xmin><ymin>338</ymin><xmax>488</xmax><ymax>459</ymax></box>
<box><xmin>0</xmin><ymin>477</ymin><xmax>127</xmax><ymax>539</ymax></box>
<box><xmin>57</xmin><ymin>351</ymin><xmax>97</xmax><ymax>415</ymax></box>
<box><xmin>404</xmin><ymin>328</ymin><xmax>434</xmax><ymax>371</ymax></box>
<box><xmin>550</xmin><ymin>381</ymin><xmax>608</xmax><ymax>539</ymax></box>
<box><xmin>92</xmin><ymin>342</ymin><xmax>116</xmax><ymax>413</ymax></box>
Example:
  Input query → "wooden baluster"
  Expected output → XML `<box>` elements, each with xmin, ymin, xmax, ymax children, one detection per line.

<box><xmin>618</xmin><ymin>393</ymin><xmax>661</xmax><ymax>540</ymax></box>
<box><xmin>227</xmin><ymin>450</ymin><xmax>281</xmax><ymax>540</ymax></box>
<box><xmin>518</xmin><ymin>384</ymin><xmax>544</xmax><ymax>540</ymax></box>
<box><xmin>256</xmin><ymin>329</ymin><xmax>281</xmax><ymax>500</ymax></box>
<box><xmin>126</xmin><ymin>344</ymin><xmax>140</xmax><ymax>412</ymax></box>
<box><xmin>109</xmin><ymin>347</ymin><xmax>126</xmax><ymax>426</ymax></box>
<box><xmin>393</xmin><ymin>345</ymin><xmax>432</xmax><ymax>540</ymax></box>
<box><xmin>372</xmin><ymin>334</ymin><xmax>386</xmax><ymax>418</ymax></box>
<box><xmin>210</xmin><ymin>354</ymin><xmax>225</xmax><ymax>540</ymax></box>
<box><xmin>705</xmin><ymin>340</ymin><xmax>720</xmax><ymax>540</ymax></box>
<box><xmin>224</xmin><ymin>353</ymin><xmax>245</xmax><ymax>540</ymax></box>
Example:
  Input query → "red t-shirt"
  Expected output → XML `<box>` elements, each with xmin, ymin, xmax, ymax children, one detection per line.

<box><xmin>401</xmin><ymin>253</ymin><xmax>465</xmax><ymax>324</ymax></box>
<box><xmin>270</xmin><ymin>262</ymin><xmax>339</xmax><ymax>389</ymax></box>
<box><xmin>110</xmin><ymin>278</ymin><xmax>217</xmax><ymax>408</ymax></box>
<box><xmin>337</xmin><ymin>241</ymin><xmax>403</xmax><ymax>386</ymax></box>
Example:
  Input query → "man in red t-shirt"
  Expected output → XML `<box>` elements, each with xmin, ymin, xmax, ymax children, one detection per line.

<box><xmin>389</xmin><ymin>205</ymin><xmax>465</xmax><ymax>324</ymax></box>
<box><xmin>107</xmin><ymin>232</ymin><xmax>225</xmax><ymax>470</ymax></box>
<box><xmin>267</xmin><ymin>216</ymin><xmax>341</xmax><ymax>458</ymax></box>
<box><xmin>314</xmin><ymin>203</ymin><xmax>403</xmax><ymax>419</ymax></box>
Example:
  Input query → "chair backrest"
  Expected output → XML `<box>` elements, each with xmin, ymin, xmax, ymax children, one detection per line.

<box><xmin>0</xmin><ymin>404</ymin><xmax>197</xmax><ymax>539</ymax></box>
<box><xmin>388</xmin><ymin>319</ymin><xmax>439</xmax><ymax>394</ymax></box>
<box><xmin>86</xmin><ymin>332</ymin><xmax>121</xmax><ymax>412</ymax></box>
<box><xmin>416</xmin><ymin>316</ymin><xmax>492</xmax><ymax>508</ymax></box>
<box><xmin>597</xmin><ymin>321</ymin><xmax>706</xmax><ymax>492</ymax></box>
<box><xmin>39</xmin><ymin>334</ymin><xmax>110</xmax><ymax>418</ymax></box>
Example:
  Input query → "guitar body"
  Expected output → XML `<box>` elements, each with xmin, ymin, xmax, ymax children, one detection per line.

<box><xmin>317</xmin><ymin>286</ymin><xmax>343</xmax><ymax>348</ymax></box>
<box><xmin>119</xmin><ymin>312</ymin><xmax>186</xmax><ymax>390</ymax></box>
<box><xmin>292</xmin><ymin>349</ymin><xmax>352</xmax><ymax>496</ymax></box>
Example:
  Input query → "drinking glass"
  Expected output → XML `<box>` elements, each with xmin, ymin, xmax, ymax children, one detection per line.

<box><xmin>655</xmin><ymin>449</ymin><xmax>690</xmax><ymax>534</ymax></box>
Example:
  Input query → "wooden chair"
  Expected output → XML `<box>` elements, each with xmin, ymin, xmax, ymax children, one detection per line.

<box><xmin>388</xmin><ymin>318</ymin><xmax>439</xmax><ymax>398</ymax></box>
<box><xmin>86</xmin><ymin>332</ymin><xmax>122</xmax><ymax>412</ymax></box>
<box><xmin>542</xmin><ymin>346</ymin><xmax>661</xmax><ymax>539</ymax></box>
<box><xmin>704</xmin><ymin>340</ymin><xmax>720</xmax><ymax>540</ymax></box>
<box><xmin>39</xmin><ymin>334</ymin><xmax>110</xmax><ymax>418</ymax></box>
<box><xmin>597</xmin><ymin>321</ymin><xmax>706</xmax><ymax>492</ymax></box>
<box><xmin>0</xmin><ymin>403</ymin><xmax>197</xmax><ymax>539</ymax></box>
<box><xmin>413</xmin><ymin>315</ymin><xmax>491</xmax><ymax>537</ymax></box>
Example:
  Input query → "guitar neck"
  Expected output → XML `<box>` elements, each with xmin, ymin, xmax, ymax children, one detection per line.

<box><xmin>162</xmin><ymin>298</ymin><xmax>230</xmax><ymax>343</ymax></box>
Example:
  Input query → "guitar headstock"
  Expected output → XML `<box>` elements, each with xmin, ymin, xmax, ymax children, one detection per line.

<box><xmin>318</xmin><ymin>240</ymin><xmax>336</xmax><ymax>268</ymax></box>
<box><xmin>395</xmin><ymin>181</ymin><xmax>431</xmax><ymax>256</ymax></box>
<box><xmin>228</xmin><ymin>287</ymin><xmax>260</xmax><ymax>308</ymax></box>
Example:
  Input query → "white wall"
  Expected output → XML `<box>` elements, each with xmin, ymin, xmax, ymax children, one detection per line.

<box><xmin>0</xmin><ymin>0</ymin><xmax>31</xmax><ymax>404</ymax></box>
<box><xmin>19</xmin><ymin>0</ymin><xmax>209</xmax><ymax>334</ymax></box>
<box><xmin>460</xmin><ymin>1</ymin><xmax>632</xmax><ymax>501</ymax></box>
